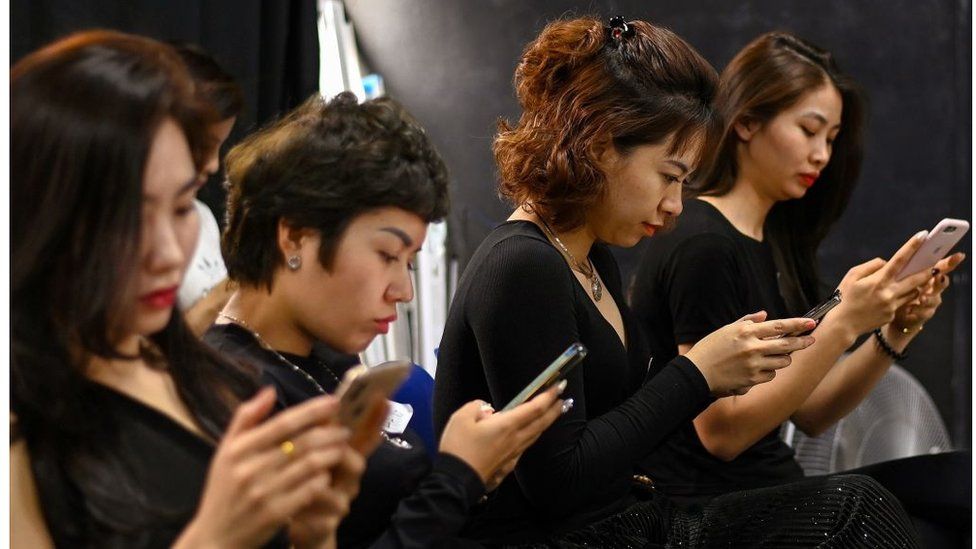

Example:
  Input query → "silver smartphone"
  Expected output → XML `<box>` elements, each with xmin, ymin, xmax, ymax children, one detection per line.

<box><xmin>501</xmin><ymin>343</ymin><xmax>587</xmax><ymax>412</ymax></box>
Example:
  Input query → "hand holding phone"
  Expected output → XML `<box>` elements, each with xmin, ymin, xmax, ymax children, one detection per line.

<box><xmin>779</xmin><ymin>289</ymin><xmax>842</xmax><ymax>337</ymax></box>
<box><xmin>501</xmin><ymin>343</ymin><xmax>587</xmax><ymax>412</ymax></box>
<box><xmin>895</xmin><ymin>218</ymin><xmax>969</xmax><ymax>281</ymax></box>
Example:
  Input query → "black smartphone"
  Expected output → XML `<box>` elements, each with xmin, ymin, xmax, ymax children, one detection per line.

<box><xmin>502</xmin><ymin>343</ymin><xmax>587</xmax><ymax>412</ymax></box>
<box><xmin>781</xmin><ymin>289</ymin><xmax>842</xmax><ymax>337</ymax></box>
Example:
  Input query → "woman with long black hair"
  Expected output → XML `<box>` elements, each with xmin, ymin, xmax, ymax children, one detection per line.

<box><xmin>11</xmin><ymin>31</ymin><xmax>369</xmax><ymax>548</ymax></box>
<box><xmin>630</xmin><ymin>31</ymin><xmax>968</xmax><ymax>545</ymax></box>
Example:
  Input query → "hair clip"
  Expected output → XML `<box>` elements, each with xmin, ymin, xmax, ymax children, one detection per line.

<box><xmin>607</xmin><ymin>16</ymin><xmax>635</xmax><ymax>42</ymax></box>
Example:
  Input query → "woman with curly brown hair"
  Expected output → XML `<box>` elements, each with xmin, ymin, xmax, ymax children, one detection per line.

<box><xmin>433</xmin><ymin>16</ymin><xmax>921</xmax><ymax>547</ymax></box>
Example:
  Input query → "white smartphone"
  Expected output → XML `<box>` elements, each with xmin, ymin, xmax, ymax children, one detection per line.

<box><xmin>335</xmin><ymin>360</ymin><xmax>411</xmax><ymax>429</ymax></box>
<box><xmin>895</xmin><ymin>218</ymin><xmax>969</xmax><ymax>281</ymax></box>
<box><xmin>501</xmin><ymin>343</ymin><xmax>587</xmax><ymax>412</ymax></box>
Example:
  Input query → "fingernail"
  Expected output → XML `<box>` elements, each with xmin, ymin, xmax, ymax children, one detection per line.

<box><xmin>479</xmin><ymin>402</ymin><xmax>495</xmax><ymax>413</ymax></box>
<box><xmin>560</xmin><ymin>398</ymin><xmax>574</xmax><ymax>414</ymax></box>
<box><xmin>556</xmin><ymin>379</ymin><xmax>568</xmax><ymax>395</ymax></box>
<box><xmin>805</xmin><ymin>336</ymin><xmax>816</xmax><ymax>346</ymax></box>
<box><xmin>914</xmin><ymin>230</ymin><xmax>929</xmax><ymax>241</ymax></box>
<box><xmin>931</xmin><ymin>268</ymin><xmax>940</xmax><ymax>276</ymax></box>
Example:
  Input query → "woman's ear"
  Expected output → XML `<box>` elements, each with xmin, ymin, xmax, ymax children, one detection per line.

<box><xmin>276</xmin><ymin>218</ymin><xmax>313</xmax><ymax>259</ymax></box>
<box><xmin>733</xmin><ymin>117</ymin><xmax>761</xmax><ymax>142</ymax></box>
<box><xmin>591</xmin><ymin>135</ymin><xmax>620</xmax><ymax>175</ymax></box>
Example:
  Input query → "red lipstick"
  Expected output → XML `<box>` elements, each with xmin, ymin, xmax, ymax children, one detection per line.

<box><xmin>140</xmin><ymin>286</ymin><xmax>178</xmax><ymax>309</ymax></box>
<box><xmin>642</xmin><ymin>222</ymin><xmax>661</xmax><ymax>237</ymax></box>
<box><xmin>799</xmin><ymin>173</ymin><xmax>819</xmax><ymax>188</ymax></box>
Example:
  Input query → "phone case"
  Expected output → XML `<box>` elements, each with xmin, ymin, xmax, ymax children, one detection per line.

<box><xmin>501</xmin><ymin>343</ymin><xmax>587</xmax><ymax>412</ymax></box>
<box><xmin>896</xmin><ymin>218</ymin><xmax>969</xmax><ymax>281</ymax></box>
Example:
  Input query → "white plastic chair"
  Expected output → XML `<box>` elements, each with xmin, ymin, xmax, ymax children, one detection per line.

<box><xmin>782</xmin><ymin>363</ymin><xmax>953</xmax><ymax>476</ymax></box>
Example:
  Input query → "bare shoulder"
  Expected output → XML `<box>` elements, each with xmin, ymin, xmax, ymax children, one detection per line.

<box><xmin>11</xmin><ymin>437</ymin><xmax>55</xmax><ymax>548</ymax></box>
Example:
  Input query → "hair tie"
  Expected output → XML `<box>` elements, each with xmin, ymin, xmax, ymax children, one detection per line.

<box><xmin>607</xmin><ymin>16</ymin><xmax>635</xmax><ymax>42</ymax></box>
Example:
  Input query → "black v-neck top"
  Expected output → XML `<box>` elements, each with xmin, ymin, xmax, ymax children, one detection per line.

<box><xmin>630</xmin><ymin>199</ymin><xmax>804</xmax><ymax>501</ymax></box>
<box><xmin>433</xmin><ymin>221</ymin><xmax>712</xmax><ymax>544</ymax></box>
<box><xmin>204</xmin><ymin>323</ymin><xmax>485</xmax><ymax>549</ymax></box>
<box><xmin>28</xmin><ymin>381</ymin><xmax>288</xmax><ymax>548</ymax></box>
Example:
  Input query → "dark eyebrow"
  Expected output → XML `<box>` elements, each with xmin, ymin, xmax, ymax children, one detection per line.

<box><xmin>664</xmin><ymin>160</ymin><xmax>690</xmax><ymax>174</ymax></box>
<box><xmin>379</xmin><ymin>227</ymin><xmax>414</xmax><ymax>247</ymax></box>
<box><xmin>801</xmin><ymin>112</ymin><xmax>841</xmax><ymax>130</ymax></box>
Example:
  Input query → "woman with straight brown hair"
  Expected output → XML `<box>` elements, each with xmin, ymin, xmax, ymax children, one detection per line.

<box><xmin>435</xmin><ymin>16</ymin><xmax>920</xmax><ymax>548</ymax></box>
<box><xmin>631</xmin><ymin>31</ymin><xmax>967</xmax><ymax>545</ymax></box>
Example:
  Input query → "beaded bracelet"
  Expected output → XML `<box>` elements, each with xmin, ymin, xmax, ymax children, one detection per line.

<box><xmin>872</xmin><ymin>328</ymin><xmax>908</xmax><ymax>361</ymax></box>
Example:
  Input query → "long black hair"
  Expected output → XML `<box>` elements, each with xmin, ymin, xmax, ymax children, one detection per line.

<box><xmin>692</xmin><ymin>32</ymin><xmax>866</xmax><ymax>313</ymax></box>
<box><xmin>11</xmin><ymin>30</ymin><xmax>259</xmax><ymax>544</ymax></box>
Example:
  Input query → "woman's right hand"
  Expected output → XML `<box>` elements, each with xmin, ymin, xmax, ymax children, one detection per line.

<box><xmin>177</xmin><ymin>387</ymin><xmax>351</xmax><ymax>549</ymax></box>
<box><xmin>828</xmin><ymin>232</ymin><xmax>937</xmax><ymax>338</ymax></box>
<box><xmin>439</xmin><ymin>384</ymin><xmax>566</xmax><ymax>486</ymax></box>
<box><xmin>685</xmin><ymin>311</ymin><xmax>817</xmax><ymax>397</ymax></box>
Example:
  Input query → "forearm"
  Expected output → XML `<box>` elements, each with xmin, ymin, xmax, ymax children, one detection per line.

<box><xmin>693</xmin><ymin>320</ymin><xmax>856</xmax><ymax>460</ymax></box>
<box><xmin>519</xmin><ymin>356</ymin><xmax>711</xmax><ymax>508</ymax></box>
<box><xmin>793</xmin><ymin>324</ymin><xmax>915</xmax><ymax>433</ymax></box>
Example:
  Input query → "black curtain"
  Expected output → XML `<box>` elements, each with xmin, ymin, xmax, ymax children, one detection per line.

<box><xmin>11</xmin><ymin>0</ymin><xmax>321</xmax><ymax>222</ymax></box>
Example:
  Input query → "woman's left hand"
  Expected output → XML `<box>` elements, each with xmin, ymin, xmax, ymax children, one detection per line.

<box><xmin>891</xmin><ymin>252</ymin><xmax>965</xmax><ymax>334</ymax></box>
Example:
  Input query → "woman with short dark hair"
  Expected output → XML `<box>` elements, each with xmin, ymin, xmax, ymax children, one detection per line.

<box><xmin>205</xmin><ymin>91</ymin><xmax>567</xmax><ymax>548</ymax></box>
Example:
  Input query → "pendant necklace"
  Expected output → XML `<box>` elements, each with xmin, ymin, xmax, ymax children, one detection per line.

<box><xmin>532</xmin><ymin>210</ymin><xmax>603</xmax><ymax>301</ymax></box>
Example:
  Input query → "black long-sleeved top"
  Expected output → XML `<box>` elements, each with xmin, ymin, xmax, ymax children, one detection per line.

<box><xmin>433</xmin><ymin>221</ymin><xmax>713</xmax><ymax>544</ymax></box>
<box><xmin>204</xmin><ymin>323</ymin><xmax>485</xmax><ymax>549</ymax></box>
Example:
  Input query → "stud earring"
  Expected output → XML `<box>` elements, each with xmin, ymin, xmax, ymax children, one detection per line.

<box><xmin>287</xmin><ymin>255</ymin><xmax>302</xmax><ymax>271</ymax></box>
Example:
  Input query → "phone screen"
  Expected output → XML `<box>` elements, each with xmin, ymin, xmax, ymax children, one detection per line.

<box><xmin>501</xmin><ymin>343</ymin><xmax>587</xmax><ymax>412</ymax></box>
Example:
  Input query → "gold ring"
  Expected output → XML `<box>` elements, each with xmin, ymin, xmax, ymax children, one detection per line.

<box><xmin>280</xmin><ymin>439</ymin><xmax>296</xmax><ymax>457</ymax></box>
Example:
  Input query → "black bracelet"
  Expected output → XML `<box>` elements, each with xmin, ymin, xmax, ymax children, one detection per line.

<box><xmin>872</xmin><ymin>328</ymin><xmax>908</xmax><ymax>361</ymax></box>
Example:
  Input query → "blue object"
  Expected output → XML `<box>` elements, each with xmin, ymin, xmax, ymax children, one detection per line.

<box><xmin>391</xmin><ymin>363</ymin><xmax>436</xmax><ymax>455</ymax></box>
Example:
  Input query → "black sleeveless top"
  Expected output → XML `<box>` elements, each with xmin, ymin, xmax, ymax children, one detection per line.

<box><xmin>23</xmin><ymin>381</ymin><xmax>288</xmax><ymax>548</ymax></box>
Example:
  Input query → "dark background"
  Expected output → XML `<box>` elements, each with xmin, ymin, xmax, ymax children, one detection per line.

<box><xmin>11</xmin><ymin>0</ymin><xmax>321</xmax><ymax>224</ymax></box>
<box><xmin>342</xmin><ymin>0</ymin><xmax>972</xmax><ymax>447</ymax></box>
<box><xmin>12</xmin><ymin>0</ymin><xmax>972</xmax><ymax>446</ymax></box>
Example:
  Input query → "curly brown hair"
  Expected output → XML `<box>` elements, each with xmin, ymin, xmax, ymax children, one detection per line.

<box><xmin>494</xmin><ymin>16</ymin><xmax>720</xmax><ymax>232</ymax></box>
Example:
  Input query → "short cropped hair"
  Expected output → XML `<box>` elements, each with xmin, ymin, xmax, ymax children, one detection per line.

<box><xmin>222</xmin><ymin>92</ymin><xmax>450</xmax><ymax>289</ymax></box>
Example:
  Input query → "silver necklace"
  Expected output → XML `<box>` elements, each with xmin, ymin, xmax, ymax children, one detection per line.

<box><xmin>533</xmin><ymin>212</ymin><xmax>603</xmax><ymax>301</ymax></box>
<box><xmin>218</xmin><ymin>312</ymin><xmax>337</xmax><ymax>391</ymax></box>
<box><xmin>217</xmin><ymin>312</ymin><xmax>412</xmax><ymax>450</ymax></box>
